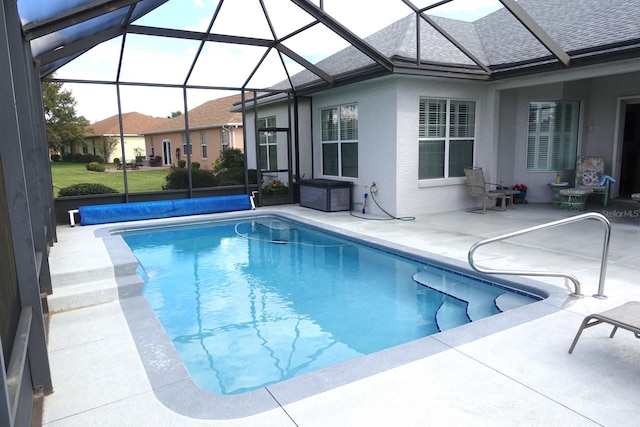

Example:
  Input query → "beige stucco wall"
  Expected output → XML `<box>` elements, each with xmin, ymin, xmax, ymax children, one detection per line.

<box><xmin>145</xmin><ymin>126</ymin><xmax>243</xmax><ymax>170</ymax></box>
<box><xmin>85</xmin><ymin>135</ymin><xmax>146</xmax><ymax>164</ymax></box>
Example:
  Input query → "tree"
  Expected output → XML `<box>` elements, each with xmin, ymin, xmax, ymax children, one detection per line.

<box><xmin>42</xmin><ymin>80</ymin><xmax>89</xmax><ymax>153</ymax></box>
<box><xmin>95</xmin><ymin>136</ymin><xmax>118</xmax><ymax>163</ymax></box>
<box><xmin>170</xmin><ymin>111</ymin><xmax>182</xmax><ymax>118</ymax></box>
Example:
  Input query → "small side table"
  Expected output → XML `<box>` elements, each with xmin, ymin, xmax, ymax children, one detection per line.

<box><xmin>559</xmin><ymin>188</ymin><xmax>593</xmax><ymax>211</ymax></box>
<box><xmin>501</xmin><ymin>189</ymin><xmax>521</xmax><ymax>208</ymax></box>
<box><xmin>548</xmin><ymin>182</ymin><xmax>569</xmax><ymax>207</ymax></box>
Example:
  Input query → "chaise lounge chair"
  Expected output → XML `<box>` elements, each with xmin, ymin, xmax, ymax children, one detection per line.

<box><xmin>568</xmin><ymin>301</ymin><xmax>640</xmax><ymax>353</ymax></box>
<box><xmin>464</xmin><ymin>167</ymin><xmax>507</xmax><ymax>214</ymax></box>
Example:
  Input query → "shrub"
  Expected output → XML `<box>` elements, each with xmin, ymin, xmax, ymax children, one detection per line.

<box><xmin>82</xmin><ymin>154</ymin><xmax>104</xmax><ymax>164</ymax></box>
<box><xmin>212</xmin><ymin>148</ymin><xmax>245</xmax><ymax>185</ymax></box>
<box><xmin>85</xmin><ymin>162</ymin><xmax>105</xmax><ymax>172</ymax></box>
<box><xmin>191</xmin><ymin>161</ymin><xmax>200</xmax><ymax>169</ymax></box>
<box><xmin>58</xmin><ymin>183</ymin><xmax>118</xmax><ymax>196</ymax></box>
<box><xmin>177</xmin><ymin>159</ymin><xmax>186</xmax><ymax>168</ymax></box>
<box><xmin>163</xmin><ymin>167</ymin><xmax>219</xmax><ymax>190</ymax></box>
<box><xmin>59</xmin><ymin>153</ymin><xmax>104</xmax><ymax>163</ymax></box>
<box><xmin>50</xmin><ymin>154</ymin><xmax>61</xmax><ymax>162</ymax></box>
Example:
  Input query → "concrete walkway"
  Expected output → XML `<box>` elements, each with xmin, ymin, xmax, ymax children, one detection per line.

<box><xmin>44</xmin><ymin>201</ymin><xmax>640</xmax><ymax>426</ymax></box>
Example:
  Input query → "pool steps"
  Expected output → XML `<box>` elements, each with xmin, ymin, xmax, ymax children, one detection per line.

<box><xmin>412</xmin><ymin>271</ymin><xmax>535</xmax><ymax>332</ymax></box>
<box><xmin>435</xmin><ymin>300</ymin><xmax>470</xmax><ymax>331</ymax></box>
<box><xmin>48</xmin><ymin>235</ymin><xmax>142</xmax><ymax>313</ymax></box>
<box><xmin>47</xmin><ymin>275</ymin><xmax>143</xmax><ymax>313</ymax></box>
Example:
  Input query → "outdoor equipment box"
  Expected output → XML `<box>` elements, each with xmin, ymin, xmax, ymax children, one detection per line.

<box><xmin>299</xmin><ymin>179</ymin><xmax>352</xmax><ymax>212</ymax></box>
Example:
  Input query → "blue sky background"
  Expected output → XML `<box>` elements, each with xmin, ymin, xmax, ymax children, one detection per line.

<box><xmin>59</xmin><ymin>0</ymin><xmax>503</xmax><ymax>122</ymax></box>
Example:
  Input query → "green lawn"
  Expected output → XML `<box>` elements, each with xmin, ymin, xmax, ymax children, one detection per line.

<box><xmin>51</xmin><ymin>162</ymin><xmax>169</xmax><ymax>197</ymax></box>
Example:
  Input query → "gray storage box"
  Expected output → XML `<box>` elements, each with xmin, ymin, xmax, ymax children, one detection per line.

<box><xmin>299</xmin><ymin>179</ymin><xmax>352</xmax><ymax>212</ymax></box>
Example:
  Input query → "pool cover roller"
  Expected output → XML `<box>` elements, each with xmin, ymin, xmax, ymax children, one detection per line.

<box><xmin>78</xmin><ymin>195</ymin><xmax>253</xmax><ymax>225</ymax></box>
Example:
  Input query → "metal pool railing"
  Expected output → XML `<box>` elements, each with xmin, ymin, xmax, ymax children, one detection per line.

<box><xmin>468</xmin><ymin>212</ymin><xmax>612</xmax><ymax>299</ymax></box>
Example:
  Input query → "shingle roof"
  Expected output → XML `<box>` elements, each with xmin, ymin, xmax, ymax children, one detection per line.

<box><xmin>279</xmin><ymin>0</ymin><xmax>640</xmax><ymax>90</ymax></box>
<box><xmin>475</xmin><ymin>0</ymin><xmax>640</xmax><ymax>67</ymax></box>
<box><xmin>141</xmin><ymin>94</ymin><xmax>243</xmax><ymax>134</ymax></box>
<box><xmin>85</xmin><ymin>112</ymin><xmax>169</xmax><ymax>137</ymax></box>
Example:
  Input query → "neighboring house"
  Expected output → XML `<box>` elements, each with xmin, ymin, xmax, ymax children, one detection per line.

<box><xmin>244</xmin><ymin>0</ymin><xmax>640</xmax><ymax>217</ymax></box>
<box><xmin>141</xmin><ymin>95</ymin><xmax>243</xmax><ymax>170</ymax></box>
<box><xmin>84</xmin><ymin>112</ymin><xmax>169</xmax><ymax>163</ymax></box>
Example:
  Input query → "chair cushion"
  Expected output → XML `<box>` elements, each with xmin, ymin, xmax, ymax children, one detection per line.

<box><xmin>581</xmin><ymin>169</ymin><xmax>601</xmax><ymax>187</ymax></box>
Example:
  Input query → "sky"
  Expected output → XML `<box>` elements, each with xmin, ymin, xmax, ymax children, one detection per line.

<box><xmin>55</xmin><ymin>0</ymin><xmax>503</xmax><ymax>123</ymax></box>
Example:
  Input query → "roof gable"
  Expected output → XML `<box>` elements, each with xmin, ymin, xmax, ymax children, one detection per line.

<box><xmin>85</xmin><ymin>112</ymin><xmax>168</xmax><ymax>136</ymax></box>
<box><xmin>141</xmin><ymin>94</ymin><xmax>243</xmax><ymax>134</ymax></box>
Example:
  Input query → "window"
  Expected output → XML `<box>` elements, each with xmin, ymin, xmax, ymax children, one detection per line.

<box><xmin>258</xmin><ymin>116</ymin><xmax>277</xmax><ymax>171</ymax></box>
<box><xmin>527</xmin><ymin>101</ymin><xmax>579</xmax><ymax>171</ymax></box>
<box><xmin>201</xmin><ymin>132</ymin><xmax>207</xmax><ymax>158</ymax></box>
<box><xmin>221</xmin><ymin>128</ymin><xmax>229</xmax><ymax>151</ymax></box>
<box><xmin>321</xmin><ymin>103</ymin><xmax>358</xmax><ymax>177</ymax></box>
<box><xmin>419</xmin><ymin>99</ymin><xmax>475</xmax><ymax>179</ymax></box>
<box><xmin>181</xmin><ymin>133</ymin><xmax>191</xmax><ymax>156</ymax></box>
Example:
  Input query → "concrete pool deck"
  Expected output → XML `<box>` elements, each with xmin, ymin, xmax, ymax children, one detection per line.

<box><xmin>44</xmin><ymin>201</ymin><xmax>640</xmax><ymax>426</ymax></box>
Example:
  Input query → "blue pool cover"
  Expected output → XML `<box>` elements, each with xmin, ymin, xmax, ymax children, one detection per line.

<box><xmin>79</xmin><ymin>195</ymin><xmax>252</xmax><ymax>225</ymax></box>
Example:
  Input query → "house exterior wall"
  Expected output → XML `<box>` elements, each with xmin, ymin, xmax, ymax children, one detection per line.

<box><xmin>107</xmin><ymin>135</ymin><xmax>146</xmax><ymax>163</ymax></box>
<box><xmin>251</xmin><ymin>62</ymin><xmax>640</xmax><ymax>214</ymax></box>
<box><xmin>244</xmin><ymin>101</ymin><xmax>299</xmax><ymax>186</ymax></box>
<box><xmin>77</xmin><ymin>135</ymin><xmax>146</xmax><ymax>163</ymax></box>
<box><xmin>584</xmin><ymin>71</ymin><xmax>640</xmax><ymax>198</ymax></box>
<box><xmin>395</xmin><ymin>77</ymin><xmax>498</xmax><ymax>217</ymax></box>
<box><xmin>144</xmin><ymin>126</ymin><xmax>243</xmax><ymax>170</ymax></box>
<box><xmin>495</xmin><ymin>67</ymin><xmax>640</xmax><ymax>202</ymax></box>
<box><xmin>310</xmin><ymin>78</ymin><xmax>399</xmax><ymax>214</ymax></box>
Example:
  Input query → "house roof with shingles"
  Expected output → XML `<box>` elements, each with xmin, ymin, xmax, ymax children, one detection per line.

<box><xmin>141</xmin><ymin>94</ymin><xmax>243</xmax><ymax>135</ymax></box>
<box><xmin>474</xmin><ymin>0</ymin><xmax>640</xmax><ymax>68</ymax></box>
<box><xmin>85</xmin><ymin>112</ymin><xmax>169</xmax><ymax>137</ymax></box>
<box><xmin>273</xmin><ymin>0</ymin><xmax>640</xmax><ymax>91</ymax></box>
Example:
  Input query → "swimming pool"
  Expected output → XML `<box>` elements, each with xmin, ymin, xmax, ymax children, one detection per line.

<box><xmin>118</xmin><ymin>214</ymin><xmax>542</xmax><ymax>396</ymax></box>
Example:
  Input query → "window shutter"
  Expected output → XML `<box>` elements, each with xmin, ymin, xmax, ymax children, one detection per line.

<box><xmin>340</xmin><ymin>105</ymin><xmax>358</xmax><ymax>140</ymax></box>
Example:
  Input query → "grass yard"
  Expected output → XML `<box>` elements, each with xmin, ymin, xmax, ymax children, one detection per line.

<box><xmin>51</xmin><ymin>162</ymin><xmax>169</xmax><ymax>197</ymax></box>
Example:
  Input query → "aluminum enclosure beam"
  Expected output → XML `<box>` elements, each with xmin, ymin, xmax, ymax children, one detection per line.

<box><xmin>289</xmin><ymin>0</ymin><xmax>394</xmax><ymax>73</ymax></box>
<box><xmin>499</xmin><ymin>0</ymin><xmax>570</xmax><ymax>66</ymax></box>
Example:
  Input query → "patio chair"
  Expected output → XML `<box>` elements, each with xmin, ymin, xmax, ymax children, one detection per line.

<box><xmin>568</xmin><ymin>301</ymin><xmax>640</xmax><ymax>353</ymax></box>
<box><xmin>463</xmin><ymin>167</ymin><xmax>507</xmax><ymax>213</ymax></box>
<box><xmin>574</xmin><ymin>156</ymin><xmax>611</xmax><ymax>207</ymax></box>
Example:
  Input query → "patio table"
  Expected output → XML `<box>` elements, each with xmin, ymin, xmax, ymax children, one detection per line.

<box><xmin>548</xmin><ymin>182</ymin><xmax>569</xmax><ymax>207</ymax></box>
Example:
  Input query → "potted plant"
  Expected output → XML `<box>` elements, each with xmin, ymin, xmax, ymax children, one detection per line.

<box><xmin>513</xmin><ymin>183</ymin><xmax>527</xmax><ymax>202</ymax></box>
<box><xmin>262</xmin><ymin>179</ymin><xmax>289</xmax><ymax>196</ymax></box>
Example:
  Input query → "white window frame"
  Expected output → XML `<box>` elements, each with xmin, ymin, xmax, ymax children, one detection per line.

<box><xmin>220</xmin><ymin>128</ymin><xmax>229</xmax><ymax>152</ymax></box>
<box><xmin>527</xmin><ymin>101</ymin><xmax>580</xmax><ymax>171</ymax></box>
<box><xmin>201</xmin><ymin>131</ymin><xmax>207</xmax><ymax>158</ymax></box>
<box><xmin>320</xmin><ymin>103</ymin><xmax>358</xmax><ymax>178</ymax></box>
<box><xmin>418</xmin><ymin>98</ymin><xmax>476</xmax><ymax>180</ymax></box>
<box><xmin>258</xmin><ymin>116</ymin><xmax>278</xmax><ymax>171</ymax></box>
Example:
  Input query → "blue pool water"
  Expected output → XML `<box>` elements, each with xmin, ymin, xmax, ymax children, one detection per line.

<box><xmin>120</xmin><ymin>215</ymin><xmax>540</xmax><ymax>395</ymax></box>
